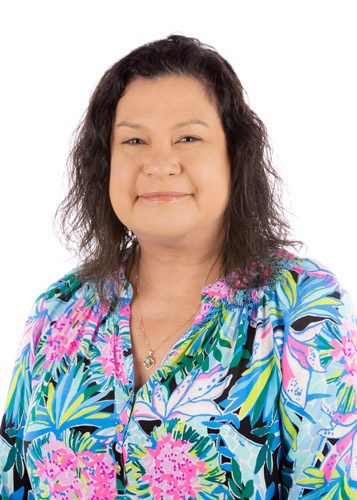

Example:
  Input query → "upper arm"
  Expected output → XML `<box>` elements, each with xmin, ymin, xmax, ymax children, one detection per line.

<box><xmin>277</xmin><ymin>258</ymin><xmax>357</xmax><ymax>498</ymax></box>
<box><xmin>0</xmin><ymin>291</ymin><xmax>47</xmax><ymax>499</ymax></box>
<box><xmin>0</xmin><ymin>268</ymin><xmax>84</xmax><ymax>499</ymax></box>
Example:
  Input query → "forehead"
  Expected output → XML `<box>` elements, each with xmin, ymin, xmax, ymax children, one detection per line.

<box><xmin>114</xmin><ymin>74</ymin><xmax>220</xmax><ymax>122</ymax></box>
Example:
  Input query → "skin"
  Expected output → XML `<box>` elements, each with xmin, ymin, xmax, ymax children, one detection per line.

<box><xmin>109</xmin><ymin>74</ymin><xmax>231</xmax><ymax>308</ymax></box>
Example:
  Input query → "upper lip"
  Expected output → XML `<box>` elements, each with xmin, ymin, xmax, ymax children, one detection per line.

<box><xmin>139</xmin><ymin>192</ymin><xmax>190</xmax><ymax>197</ymax></box>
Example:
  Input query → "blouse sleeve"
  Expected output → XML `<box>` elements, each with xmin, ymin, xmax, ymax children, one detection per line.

<box><xmin>0</xmin><ymin>289</ymin><xmax>48</xmax><ymax>500</ymax></box>
<box><xmin>276</xmin><ymin>259</ymin><xmax>357</xmax><ymax>498</ymax></box>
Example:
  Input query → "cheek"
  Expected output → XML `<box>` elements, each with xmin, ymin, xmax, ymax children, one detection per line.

<box><xmin>197</xmin><ymin>163</ymin><xmax>230</xmax><ymax>198</ymax></box>
<box><xmin>109</xmin><ymin>167</ymin><xmax>133</xmax><ymax>219</ymax></box>
<box><xmin>109</xmin><ymin>157</ymin><xmax>135</xmax><ymax>195</ymax></box>
<box><xmin>201</xmin><ymin>170</ymin><xmax>230</xmax><ymax>216</ymax></box>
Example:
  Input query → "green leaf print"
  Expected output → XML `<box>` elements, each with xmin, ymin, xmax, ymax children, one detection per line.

<box><xmin>254</xmin><ymin>444</ymin><xmax>267</xmax><ymax>474</ymax></box>
<box><xmin>228</xmin><ymin>459</ymin><xmax>255</xmax><ymax>499</ymax></box>
<box><xmin>4</xmin><ymin>353</ymin><xmax>31</xmax><ymax>429</ymax></box>
<box><xmin>24</xmin><ymin>357</ymin><xmax>114</xmax><ymax>440</ymax></box>
<box><xmin>3</xmin><ymin>445</ymin><xmax>16</xmax><ymax>472</ymax></box>
<box><xmin>238</xmin><ymin>356</ymin><xmax>276</xmax><ymax>421</ymax></box>
<box><xmin>242</xmin><ymin>479</ymin><xmax>254</xmax><ymax>498</ymax></box>
<box><xmin>276</xmin><ymin>268</ymin><xmax>342</xmax><ymax>326</ymax></box>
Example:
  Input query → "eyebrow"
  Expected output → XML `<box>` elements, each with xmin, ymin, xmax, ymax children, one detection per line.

<box><xmin>115</xmin><ymin>119</ymin><xmax>209</xmax><ymax>130</ymax></box>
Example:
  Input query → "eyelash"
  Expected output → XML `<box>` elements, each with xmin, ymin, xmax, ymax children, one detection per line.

<box><xmin>122</xmin><ymin>136</ymin><xmax>201</xmax><ymax>145</ymax></box>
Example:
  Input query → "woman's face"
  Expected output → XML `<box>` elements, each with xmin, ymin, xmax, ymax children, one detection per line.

<box><xmin>109</xmin><ymin>74</ymin><xmax>231</xmax><ymax>246</ymax></box>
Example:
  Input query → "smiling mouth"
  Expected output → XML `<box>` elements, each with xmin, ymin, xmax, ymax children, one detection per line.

<box><xmin>138</xmin><ymin>194</ymin><xmax>191</xmax><ymax>202</ymax></box>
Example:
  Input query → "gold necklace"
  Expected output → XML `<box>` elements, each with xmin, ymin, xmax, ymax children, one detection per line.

<box><xmin>134</xmin><ymin>252</ymin><xmax>220</xmax><ymax>370</ymax></box>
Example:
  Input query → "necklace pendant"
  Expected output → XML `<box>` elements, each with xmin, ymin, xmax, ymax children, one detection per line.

<box><xmin>143</xmin><ymin>351</ymin><xmax>155</xmax><ymax>369</ymax></box>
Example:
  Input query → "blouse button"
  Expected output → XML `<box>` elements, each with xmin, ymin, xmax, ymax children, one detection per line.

<box><xmin>114</xmin><ymin>463</ymin><xmax>121</xmax><ymax>474</ymax></box>
<box><xmin>116</xmin><ymin>423</ymin><xmax>124</xmax><ymax>433</ymax></box>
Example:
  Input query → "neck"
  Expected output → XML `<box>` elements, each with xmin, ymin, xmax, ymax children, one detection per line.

<box><xmin>126</xmin><ymin>242</ymin><xmax>224</xmax><ymax>302</ymax></box>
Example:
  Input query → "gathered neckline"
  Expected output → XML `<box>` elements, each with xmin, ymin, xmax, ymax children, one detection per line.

<box><xmin>113</xmin><ymin>247</ymin><xmax>301</xmax><ymax>307</ymax></box>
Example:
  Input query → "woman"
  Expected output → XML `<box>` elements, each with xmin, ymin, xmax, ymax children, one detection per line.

<box><xmin>1</xmin><ymin>34</ymin><xmax>356</xmax><ymax>499</ymax></box>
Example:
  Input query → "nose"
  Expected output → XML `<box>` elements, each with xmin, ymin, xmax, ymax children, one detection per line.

<box><xmin>142</xmin><ymin>147</ymin><xmax>181</xmax><ymax>176</ymax></box>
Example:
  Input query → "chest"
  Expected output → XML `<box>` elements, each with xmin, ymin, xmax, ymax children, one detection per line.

<box><xmin>129</xmin><ymin>300</ymin><xmax>201</xmax><ymax>392</ymax></box>
<box><xmin>21</xmin><ymin>295</ymin><xmax>285</xmax><ymax>499</ymax></box>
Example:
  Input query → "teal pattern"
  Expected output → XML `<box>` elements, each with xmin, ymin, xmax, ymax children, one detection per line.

<box><xmin>1</xmin><ymin>249</ymin><xmax>356</xmax><ymax>499</ymax></box>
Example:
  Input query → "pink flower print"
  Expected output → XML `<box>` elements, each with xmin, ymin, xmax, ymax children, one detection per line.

<box><xmin>96</xmin><ymin>329</ymin><xmax>128</xmax><ymax>383</ymax></box>
<box><xmin>41</xmin><ymin>297</ymin><xmax>94</xmax><ymax>369</ymax></box>
<box><xmin>342</xmin><ymin>361</ymin><xmax>357</xmax><ymax>393</ymax></box>
<box><xmin>79</xmin><ymin>451</ymin><xmax>117</xmax><ymax>498</ymax></box>
<box><xmin>201</xmin><ymin>279</ymin><xmax>232</xmax><ymax>300</ymax></box>
<box><xmin>125</xmin><ymin>420</ymin><xmax>225</xmax><ymax>498</ymax></box>
<box><xmin>331</xmin><ymin>332</ymin><xmax>357</xmax><ymax>363</ymax></box>
<box><xmin>36</xmin><ymin>439</ymin><xmax>84</xmax><ymax>498</ymax></box>
<box><xmin>141</xmin><ymin>433</ymin><xmax>206</xmax><ymax>499</ymax></box>
<box><xmin>330</xmin><ymin>327</ymin><xmax>357</xmax><ymax>394</ymax></box>
<box><xmin>330</xmin><ymin>339</ymin><xmax>345</xmax><ymax>361</ymax></box>
<box><xmin>193</xmin><ymin>302</ymin><xmax>212</xmax><ymax>325</ymax></box>
<box><xmin>35</xmin><ymin>434</ymin><xmax>117</xmax><ymax>499</ymax></box>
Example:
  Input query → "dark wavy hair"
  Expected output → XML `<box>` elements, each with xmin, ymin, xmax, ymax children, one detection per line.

<box><xmin>54</xmin><ymin>33</ymin><xmax>304</xmax><ymax>304</ymax></box>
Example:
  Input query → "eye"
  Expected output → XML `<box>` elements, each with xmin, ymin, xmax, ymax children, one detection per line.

<box><xmin>122</xmin><ymin>138</ymin><xmax>145</xmax><ymax>145</ymax></box>
<box><xmin>179</xmin><ymin>136</ymin><xmax>201</xmax><ymax>143</ymax></box>
<box><xmin>121</xmin><ymin>136</ymin><xmax>201</xmax><ymax>146</ymax></box>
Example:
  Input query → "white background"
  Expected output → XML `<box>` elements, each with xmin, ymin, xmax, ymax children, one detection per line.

<box><xmin>0</xmin><ymin>0</ymin><xmax>356</xmax><ymax>410</ymax></box>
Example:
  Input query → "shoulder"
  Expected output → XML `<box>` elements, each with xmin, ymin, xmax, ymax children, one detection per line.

<box><xmin>21</xmin><ymin>267</ymin><xmax>109</xmax><ymax>366</ymax></box>
<box><xmin>264</xmin><ymin>250</ymin><xmax>351</xmax><ymax>310</ymax></box>
<box><xmin>240</xmin><ymin>250</ymin><xmax>346</xmax><ymax>309</ymax></box>
<box><xmin>30</xmin><ymin>267</ymin><xmax>97</xmax><ymax>319</ymax></box>
<box><xmin>278</xmin><ymin>251</ymin><xmax>342</xmax><ymax>283</ymax></box>
<box><xmin>15</xmin><ymin>264</ymin><xmax>132</xmax><ymax>383</ymax></box>
<box><xmin>259</xmin><ymin>250</ymin><xmax>344</xmax><ymax>294</ymax></box>
<box><xmin>267</xmin><ymin>251</ymin><xmax>356</xmax><ymax>404</ymax></box>
<box><xmin>30</xmin><ymin>261</ymin><xmax>129</xmax><ymax>315</ymax></box>
<box><xmin>271</xmin><ymin>249</ymin><xmax>341</xmax><ymax>284</ymax></box>
<box><xmin>253</xmin><ymin>250</ymin><xmax>356</xmax><ymax>341</ymax></box>
<box><xmin>27</xmin><ymin>262</ymin><xmax>132</xmax><ymax>333</ymax></box>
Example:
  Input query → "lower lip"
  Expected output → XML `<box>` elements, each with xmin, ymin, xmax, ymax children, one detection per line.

<box><xmin>139</xmin><ymin>194</ymin><xmax>190</xmax><ymax>202</ymax></box>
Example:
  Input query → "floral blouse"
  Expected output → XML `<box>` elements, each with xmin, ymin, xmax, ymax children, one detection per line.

<box><xmin>1</xmin><ymin>249</ymin><xmax>357</xmax><ymax>499</ymax></box>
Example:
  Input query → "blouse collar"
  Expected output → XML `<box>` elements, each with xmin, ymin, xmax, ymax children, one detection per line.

<box><xmin>116</xmin><ymin>260</ymin><xmax>237</xmax><ymax>302</ymax></box>
<box><xmin>114</xmin><ymin>247</ymin><xmax>298</xmax><ymax>305</ymax></box>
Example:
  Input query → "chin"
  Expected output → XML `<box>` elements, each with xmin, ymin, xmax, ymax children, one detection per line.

<box><xmin>134</xmin><ymin>226</ymin><xmax>194</xmax><ymax>240</ymax></box>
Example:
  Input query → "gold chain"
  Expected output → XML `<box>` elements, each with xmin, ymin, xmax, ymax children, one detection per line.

<box><xmin>134</xmin><ymin>249</ymin><xmax>220</xmax><ymax>370</ymax></box>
